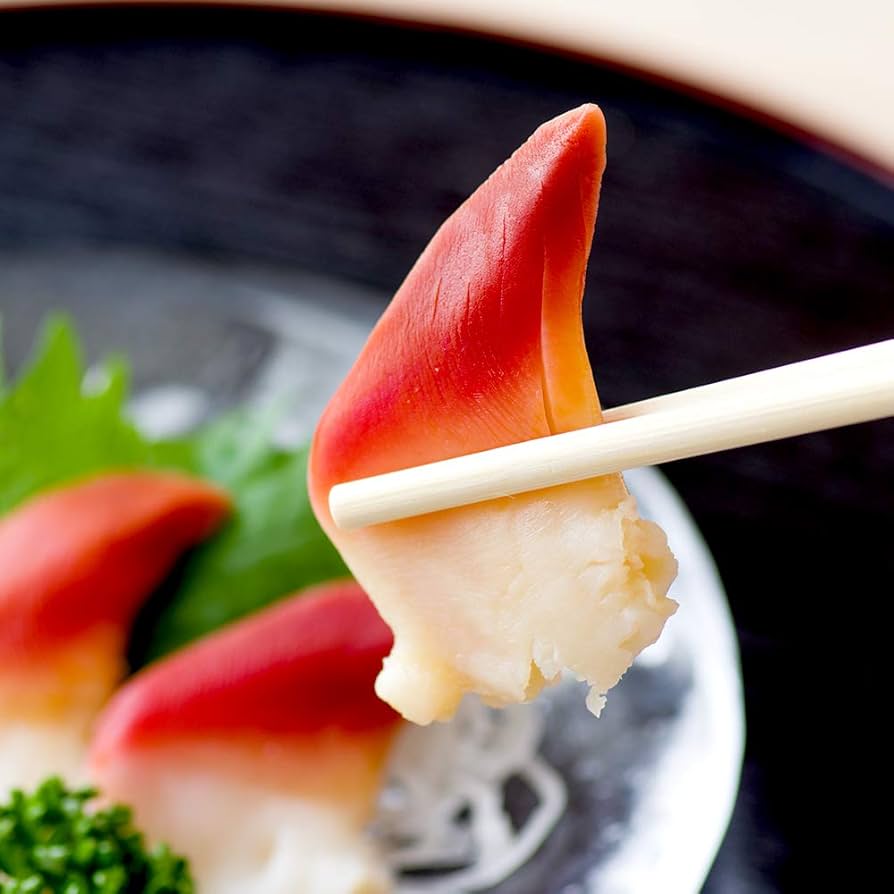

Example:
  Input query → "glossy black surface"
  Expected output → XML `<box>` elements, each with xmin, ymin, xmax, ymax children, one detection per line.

<box><xmin>0</xmin><ymin>6</ymin><xmax>892</xmax><ymax>890</ymax></box>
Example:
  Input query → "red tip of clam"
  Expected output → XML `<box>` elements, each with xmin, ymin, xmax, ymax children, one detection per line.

<box><xmin>0</xmin><ymin>472</ymin><xmax>230</xmax><ymax>661</ymax></box>
<box><xmin>309</xmin><ymin>104</ymin><xmax>607</xmax><ymax>525</ymax></box>
<box><xmin>89</xmin><ymin>581</ymin><xmax>398</xmax><ymax>767</ymax></box>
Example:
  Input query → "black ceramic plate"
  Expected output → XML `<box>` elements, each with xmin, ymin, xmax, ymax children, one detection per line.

<box><xmin>0</xmin><ymin>5</ymin><xmax>892</xmax><ymax>892</ymax></box>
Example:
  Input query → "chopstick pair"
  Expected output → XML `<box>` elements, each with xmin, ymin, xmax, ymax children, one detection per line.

<box><xmin>330</xmin><ymin>339</ymin><xmax>894</xmax><ymax>530</ymax></box>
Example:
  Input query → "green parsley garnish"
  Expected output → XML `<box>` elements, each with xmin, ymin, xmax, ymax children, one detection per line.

<box><xmin>0</xmin><ymin>777</ymin><xmax>192</xmax><ymax>894</ymax></box>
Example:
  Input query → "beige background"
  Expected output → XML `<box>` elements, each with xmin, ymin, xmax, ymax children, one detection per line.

<box><xmin>2</xmin><ymin>0</ymin><xmax>893</xmax><ymax>171</ymax></box>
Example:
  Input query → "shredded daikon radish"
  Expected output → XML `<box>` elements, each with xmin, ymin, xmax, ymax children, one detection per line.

<box><xmin>376</xmin><ymin>698</ymin><xmax>566</xmax><ymax>893</ymax></box>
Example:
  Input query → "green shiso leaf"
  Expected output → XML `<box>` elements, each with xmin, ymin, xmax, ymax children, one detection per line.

<box><xmin>140</xmin><ymin>411</ymin><xmax>347</xmax><ymax>661</ymax></box>
<box><xmin>0</xmin><ymin>316</ymin><xmax>157</xmax><ymax>515</ymax></box>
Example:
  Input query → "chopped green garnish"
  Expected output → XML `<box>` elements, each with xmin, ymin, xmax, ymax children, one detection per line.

<box><xmin>0</xmin><ymin>316</ymin><xmax>347</xmax><ymax>664</ymax></box>
<box><xmin>0</xmin><ymin>778</ymin><xmax>192</xmax><ymax>894</ymax></box>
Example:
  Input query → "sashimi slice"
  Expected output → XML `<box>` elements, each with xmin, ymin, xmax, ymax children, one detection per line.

<box><xmin>309</xmin><ymin>104</ymin><xmax>678</xmax><ymax>724</ymax></box>
<box><xmin>89</xmin><ymin>581</ymin><xmax>401</xmax><ymax>894</ymax></box>
<box><xmin>0</xmin><ymin>471</ymin><xmax>229</xmax><ymax>793</ymax></box>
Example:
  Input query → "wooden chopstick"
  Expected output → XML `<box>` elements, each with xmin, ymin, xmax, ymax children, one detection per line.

<box><xmin>329</xmin><ymin>340</ymin><xmax>894</xmax><ymax>530</ymax></box>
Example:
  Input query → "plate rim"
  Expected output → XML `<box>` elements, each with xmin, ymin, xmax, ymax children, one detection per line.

<box><xmin>1</xmin><ymin>0</ymin><xmax>892</xmax><ymax>182</ymax></box>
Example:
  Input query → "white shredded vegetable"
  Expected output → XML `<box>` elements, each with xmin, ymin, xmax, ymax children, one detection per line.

<box><xmin>375</xmin><ymin>698</ymin><xmax>566</xmax><ymax>893</ymax></box>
